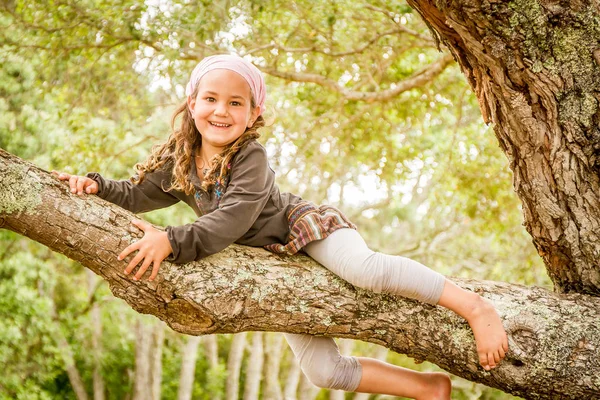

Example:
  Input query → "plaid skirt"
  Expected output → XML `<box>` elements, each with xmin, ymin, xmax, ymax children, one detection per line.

<box><xmin>264</xmin><ymin>201</ymin><xmax>357</xmax><ymax>256</ymax></box>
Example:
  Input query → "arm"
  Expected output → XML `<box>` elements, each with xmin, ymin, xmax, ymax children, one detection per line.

<box><xmin>86</xmin><ymin>167</ymin><xmax>180</xmax><ymax>214</ymax></box>
<box><xmin>166</xmin><ymin>142</ymin><xmax>274</xmax><ymax>263</ymax></box>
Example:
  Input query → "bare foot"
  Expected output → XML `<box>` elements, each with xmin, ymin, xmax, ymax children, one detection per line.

<box><xmin>417</xmin><ymin>372</ymin><xmax>451</xmax><ymax>400</ymax></box>
<box><xmin>464</xmin><ymin>295</ymin><xmax>509</xmax><ymax>370</ymax></box>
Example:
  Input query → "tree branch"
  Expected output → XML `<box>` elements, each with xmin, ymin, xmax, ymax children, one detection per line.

<box><xmin>260</xmin><ymin>54</ymin><xmax>455</xmax><ymax>102</ymax></box>
<box><xmin>1</xmin><ymin>148</ymin><xmax>600</xmax><ymax>399</ymax></box>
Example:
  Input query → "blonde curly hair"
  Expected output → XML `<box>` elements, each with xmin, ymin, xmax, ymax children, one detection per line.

<box><xmin>132</xmin><ymin>87</ymin><xmax>264</xmax><ymax>194</ymax></box>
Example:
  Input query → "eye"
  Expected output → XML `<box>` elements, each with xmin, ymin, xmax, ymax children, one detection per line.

<box><xmin>205</xmin><ymin>97</ymin><xmax>216</xmax><ymax>102</ymax></box>
<box><xmin>230</xmin><ymin>101</ymin><xmax>242</xmax><ymax>106</ymax></box>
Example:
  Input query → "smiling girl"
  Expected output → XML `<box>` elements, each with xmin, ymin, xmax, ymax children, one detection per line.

<box><xmin>56</xmin><ymin>54</ymin><xmax>508</xmax><ymax>399</ymax></box>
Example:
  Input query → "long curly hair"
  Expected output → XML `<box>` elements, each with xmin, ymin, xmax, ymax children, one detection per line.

<box><xmin>132</xmin><ymin>87</ymin><xmax>264</xmax><ymax>195</ymax></box>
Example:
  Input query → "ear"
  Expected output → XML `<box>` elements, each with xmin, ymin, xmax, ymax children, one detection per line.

<box><xmin>247</xmin><ymin>106</ymin><xmax>261</xmax><ymax>128</ymax></box>
<box><xmin>187</xmin><ymin>95</ymin><xmax>196</xmax><ymax>114</ymax></box>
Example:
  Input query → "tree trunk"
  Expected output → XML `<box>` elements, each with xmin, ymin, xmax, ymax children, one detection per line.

<box><xmin>47</xmin><ymin>287</ymin><xmax>89</xmax><ymax>400</ymax></box>
<box><xmin>283</xmin><ymin>347</ymin><xmax>300</xmax><ymax>400</ymax></box>
<box><xmin>87</xmin><ymin>270</ymin><xmax>106</xmax><ymax>400</ymax></box>
<box><xmin>132</xmin><ymin>319</ymin><xmax>152</xmax><ymax>400</ymax></box>
<box><xmin>406</xmin><ymin>0</ymin><xmax>600</xmax><ymax>295</ymax></box>
<box><xmin>151</xmin><ymin>323</ymin><xmax>165</xmax><ymax>400</ymax></box>
<box><xmin>203</xmin><ymin>334</ymin><xmax>223</xmax><ymax>400</ymax></box>
<box><xmin>226</xmin><ymin>333</ymin><xmax>248</xmax><ymax>400</ymax></box>
<box><xmin>263</xmin><ymin>333</ymin><xmax>284</xmax><ymax>400</ymax></box>
<box><xmin>177</xmin><ymin>335</ymin><xmax>202</xmax><ymax>400</ymax></box>
<box><xmin>204</xmin><ymin>335</ymin><xmax>219</xmax><ymax>369</ymax></box>
<box><xmin>53</xmin><ymin>324</ymin><xmax>90</xmax><ymax>400</ymax></box>
<box><xmin>2</xmin><ymin>150</ymin><xmax>600</xmax><ymax>398</ymax></box>
<box><xmin>243</xmin><ymin>332</ymin><xmax>264</xmax><ymax>400</ymax></box>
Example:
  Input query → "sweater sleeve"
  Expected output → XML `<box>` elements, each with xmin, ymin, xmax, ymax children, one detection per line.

<box><xmin>165</xmin><ymin>143</ymin><xmax>274</xmax><ymax>263</ymax></box>
<box><xmin>86</xmin><ymin>168</ymin><xmax>180</xmax><ymax>214</ymax></box>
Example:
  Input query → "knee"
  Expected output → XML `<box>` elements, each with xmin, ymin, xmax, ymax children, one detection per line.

<box><xmin>300</xmin><ymin>353</ymin><xmax>360</xmax><ymax>391</ymax></box>
<box><xmin>346</xmin><ymin>253</ymin><xmax>391</xmax><ymax>293</ymax></box>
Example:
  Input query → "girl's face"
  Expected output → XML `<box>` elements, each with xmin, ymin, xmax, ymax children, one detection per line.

<box><xmin>187</xmin><ymin>69</ymin><xmax>261</xmax><ymax>159</ymax></box>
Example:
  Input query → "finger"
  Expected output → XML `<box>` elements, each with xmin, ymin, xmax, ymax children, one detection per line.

<box><xmin>85</xmin><ymin>181</ymin><xmax>98</xmax><ymax>193</ymax></box>
<box><xmin>149</xmin><ymin>260</ymin><xmax>161</xmax><ymax>281</ymax></box>
<box><xmin>124</xmin><ymin>252</ymin><xmax>145</xmax><ymax>275</ymax></box>
<box><xmin>134</xmin><ymin>257</ymin><xmax>153</xmax><ymax>281</ymax></box>
<box><xmin>131</xmin><ymin>219</ymin><xmax>150</xmax><ymax>231</ymax></box>
<box><xmin>76</xmin><ymin>177</ymin><xmax>86</xmax><ymax>195</ymax></box>
<box><xmin>69</xmin><ymin>175</ymin><xmax>78</xmax><ymax>193</ymax></box>
<box><xmin>118</xmin><ymin>242</ymin><xmax>140</xmax><ymax>262</ymax></box>
<box><xmin>53</xmin><ymin>171</ymin><xmax>68</xmax><ymax>180</ymax></box>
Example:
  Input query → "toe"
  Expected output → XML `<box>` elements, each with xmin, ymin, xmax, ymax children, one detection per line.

<box><xmin>479</xmin><ymin>353</ymin><xmax>489</xmax><ymax>369</ymax></box>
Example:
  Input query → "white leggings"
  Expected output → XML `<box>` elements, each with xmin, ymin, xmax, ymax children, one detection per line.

<box><xmin>284</xmin><ymin>228</ymin><xmax>446</xmax><ymax>391</ymax></box>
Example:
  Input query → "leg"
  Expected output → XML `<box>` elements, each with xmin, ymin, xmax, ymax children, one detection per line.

<box><xmin>356</xmin><ymin>358</ymin><xmax>451</xmax><ymax>400</ymax></box>
<box><xmin>284</xmin><ymin>333</ymin><xmax>450</xmax><ymax>399</ymax></box>
<box><xmin>437</xmin><ymin>280</ymin><xmax>508</xmax><ymax>370</ymax></box>
<box><xmin>284</xmin><ymin>333</ymin><xmax>362</xmax><ymax>391</ymax></box>
<box><xmin>303</xmin><ymin>229</ymin><xmax>508</xmax><ymax>370</ymax></box>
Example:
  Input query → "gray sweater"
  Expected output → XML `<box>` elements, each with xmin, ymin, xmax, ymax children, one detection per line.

<box><xmin>88</xmin><ymin>140</ymin><xmax>302</xmax><ymax>263</ymax></box>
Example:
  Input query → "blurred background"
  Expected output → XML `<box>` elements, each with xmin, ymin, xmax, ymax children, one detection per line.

<box><xmin>0</xmin><ymin>0</ymin><xmax>549</xmax><ymax>399</ymax></box>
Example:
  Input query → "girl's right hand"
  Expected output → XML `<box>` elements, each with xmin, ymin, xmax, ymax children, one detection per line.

<box><xmin>52</xmin><ymin>171</ymin><xmax>99</xmax><ymax>195</ymax></box>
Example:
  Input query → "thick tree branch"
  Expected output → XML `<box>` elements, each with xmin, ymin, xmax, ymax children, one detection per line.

<box><xmin>1</xmin><ymin>149</ymin><xmax>600</xmax><ymax>399</ymax></box>
<box><xmin>260</xmin><ymin>54</ymin><xmax>455</xmax><ymax>102</ymax></box>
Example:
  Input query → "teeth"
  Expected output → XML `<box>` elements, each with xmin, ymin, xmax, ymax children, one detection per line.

<box><xmin>210</xmin><ymin>122</ymin><xmax>230</xmax><ymax>127</ymax></box>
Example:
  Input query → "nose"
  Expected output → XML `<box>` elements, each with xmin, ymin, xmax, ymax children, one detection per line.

<box><xmin>214</xmin><ymin>101</ymin><xmax>228</xmax><ymax>116</ymax></box>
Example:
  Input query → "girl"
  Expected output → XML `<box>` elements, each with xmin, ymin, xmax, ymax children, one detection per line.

<box><xmin>56</xmin><ymin>54</ymin><xmax>508</xmax><ymax>399</ymax></box>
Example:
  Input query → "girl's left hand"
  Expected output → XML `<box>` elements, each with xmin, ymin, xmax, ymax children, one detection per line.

<box><xmin>119</xmin><ymin>219</ymin><xmax>173</xmax><ymax>281</ymax></box>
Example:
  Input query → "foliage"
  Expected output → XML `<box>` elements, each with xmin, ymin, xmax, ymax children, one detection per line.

<box><xmin>0</xmin><ymin>0</ymin><xmax>545</xmax><ymax>399</ymax></box>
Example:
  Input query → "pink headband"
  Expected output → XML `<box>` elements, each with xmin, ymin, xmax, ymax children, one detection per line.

<box><xmin>185</xmin><ymin>54</ymin><xmax>266</xmax><ymax>116</ymax></box>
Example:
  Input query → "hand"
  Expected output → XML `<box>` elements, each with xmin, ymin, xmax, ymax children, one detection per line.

<box><xmin>119</xmin><ymin>219</ymin><xmax>173</xmax><ymax>281</ymax></box>
<box><xmin>52</xmin><ymin>171</ymin><xmax>98</xmax><ymax>195</ymax></box>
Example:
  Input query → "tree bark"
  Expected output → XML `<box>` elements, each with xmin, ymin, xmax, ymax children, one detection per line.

<box><xmin>2</xmin><ymin>150</ymin><xmax>600</xmax><ymax>399</ymax></box>
<box><xmin>226</xmin><ymin>333</ymin><xmax>248</xmax><ymax>400</ymax></box>
<box><xmin>243</xmin><ymin>332</ymin><xmax>265</xmax><ymax>400</ymax></box>
<box><xmin>177</xmin><ymin>335</ymin><xmax>202</xmax><ymax>400</ymax></box>
<box><xmin>406</xmin><ymin>0</ymin><xmax>600</xmax><ymax>295</ymax></box>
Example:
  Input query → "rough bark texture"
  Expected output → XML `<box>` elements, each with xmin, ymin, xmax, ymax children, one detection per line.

<box><xmin>406</xmin><ymin>0</ymin><xmax>600</xmax><ymax>295</ymax></box>
<box><xmin>2</xmin><ymin>152</ymin><xmax>600</xmax><ymax>399</ymax></box>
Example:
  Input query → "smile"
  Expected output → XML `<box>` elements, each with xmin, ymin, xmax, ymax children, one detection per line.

<box><xmin>210</xmin><ymin>122</ymin><xmax>231</xmax><ymax>127</ymax></box>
